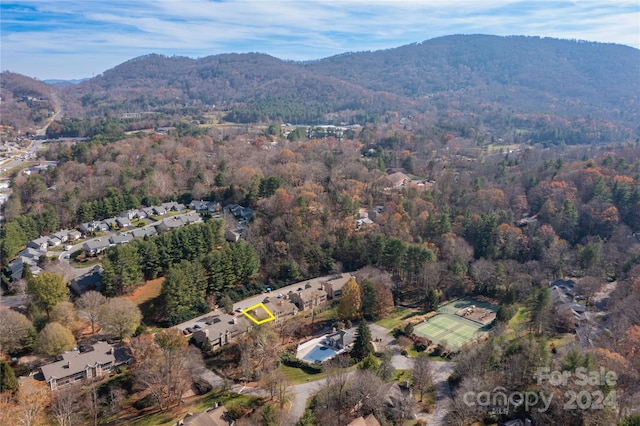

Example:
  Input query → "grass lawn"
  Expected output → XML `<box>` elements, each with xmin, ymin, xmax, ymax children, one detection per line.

<box><xmin>128</xmin><ymin>389</ymin><xmax>264</xmax><ymax>426</ymax></box>
<box><xmin>132</xmin><ymin>218</ymin><xmax>151</xmax><ymax>227</ymax></box>
<box><xmin>70</xmin><ymin>256</ymin><xmax>101</xmax><ymax>269</ymax></box>
<box><xmin>508</xmin><ymin>307</ymin><xmax>528</xmax><ymax>328</ymax></box>
<box><xmin>125</xmin><ymin>278</ymin><xmax>164</xmax><ymax>324</ymax></box>
<box><xmin>130</xmin><ymin>410</ymin><xmax>177</xmax><ymax>426</ymax></box>
<box><xmin>278</xmin><ymin>364</ymin><xmax>325</xmax><ymax>385</ymax></box>
<box><xmin>393</xmin><ymin>369</ymin><xmax>411</xmax><ymax>384</ymax></box>
<box><xmin>375</xmin><ymin>307</ymin><xmax>419</xmax><ymax>329</ymax></box>
<box><xmin>313</xmin><ymin>306</ymin><xmax>338</xmax><ymax>322</ymax></box>
<box><xmin>548</xmin><ymin>333</ymin><xmax>577</xmax><ymax>348</ymax></box>
<box><xmin>194</xmin><ymin>390</ymin><xmax>263</xmax><ymax>412</ymax></box>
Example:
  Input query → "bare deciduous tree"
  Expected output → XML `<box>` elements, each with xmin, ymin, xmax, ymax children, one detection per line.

<box><xmin>412</xmin><ymin>354</ymin><xmax>434</xmax><ymax>402</ymax></box>
<box><xmin>130</xmin><ymin>330</ymin><xmax>202</xmax><ymax>411</ymax></box>
<box><xmin>50</xmin><ymin>385</ymin><xmax>80</xmax><ymax>426</ymax></box>
<box><xmin>75</xmin><ymin>291</ymin><xmax>107</xmax><ymax>335</ymax></box>
<box><xmin>17</xmin><ymin>379</ymin><xmax>50</xmax><ymax>426</ymax></box>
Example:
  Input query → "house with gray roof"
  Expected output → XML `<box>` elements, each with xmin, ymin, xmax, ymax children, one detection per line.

<box><xmin>67</xmin><ymin>230</ymin><xmax>82</xmax><ymax>241</ymax></box>
<box><xmin>156</xmin><ymin>216</ymin><xmax>185</xmax><ymax>232</ymax></box>
<box><xmin>103</xmin><ymin>218</ymin><xmax>118</xmax><ymax>229</ymax></box>
<box><xmin>120</xmin><ymin>209</ymin><xmax>139</xmax><ymax>220</ymax></box>
<box><xmin>115</xmin><ymin>217</ymin><xmax>131</xmax><ymax>228</ymax></box>
<box><xmin>162</xmin><ymin>201</ymin><xmax>185</xmax><ymax>212</ymax></box>
<box><xmin>191</xmin><ymin>313</ymin><xmax>254</xmax><ymax>350</ymax></box>
<box><xmin>47</xmin><ymin>235</ymin><xmax>63</xmax><ymax>247</ymax></box>
<box><xmin>70</xmin><ymin>266</ymin><xmax>103</xmax><ymax>295</ymax></box>
<box><xmin>141</xmin><ymin>207</ymin><xmax>156</xmax><ymax>217</ymax></box>
<box><xmin>40</xmin><ymin>341</ymin><xmax>130</xmax><ymax>390</ymax></box>
<box><xmin>550</xmin><ymin>279</ymin><xmax>585</xmax><ymax>332</ymax></box>
<box><xmin>110</xmin><ymin>233</ymin><xmax>133</xmax><ymax>245</ymax></box>
<box><xmin>10</xmin><ymin>254</ymin><xmax>43</xmax><ymax>281</ymax></box>
<box><xmin>82</xmin><ymin>239</ymin><xmax>110</xmax><ymax>255</ymax></box>
<box><xmin>131</xmin><ymin>227</ymin><xmax>157</xmax><ymax>238</ymax></box>
<box><xmin>152</xmin><ymin>206</ymin><xmax>167</xmax><ymax>216</ymax></box>
<box><xmin>182</xmin><ymin>211</ymin><xmax>203</xmax><ymax>224</ymax></box>
<box><xmin>27</xmin><ymin>236</ymin><xmax>50</xmax><ymax>251</ymax></box>
<box><xmin>189</xmin><ymin>199</ymin><xmax>210</xmax><ymax>211</ymax></box>
<box><xmin>53</xmin><ymin>230</ymin><xmax>69</xmax><ymax>243</ymax></box>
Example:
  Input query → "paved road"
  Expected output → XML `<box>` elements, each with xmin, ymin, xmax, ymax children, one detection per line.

<box><xmin>0</xmin><ymin>293</ymin><xmax>30</xmax><ymax>310</ymax></box>
<box><xmin>287</xmin><ymin>377</ymin><xmax>328</xmax><ymax>423</ymax></box>
<box><xmin>370</xmin><ymin>322</ymin><xmax>455</xmax><ymax>426</ymax></box>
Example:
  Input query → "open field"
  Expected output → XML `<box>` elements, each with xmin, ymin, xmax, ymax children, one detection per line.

<box><xmin>413</xmin><ymin>298</ymin><xmax>498</xmax><ymax>350</ymax></box>
<box><xmin>125</xmin><ymin>278</ymin><xmax>164</xmax><ymax>324</ymax></box>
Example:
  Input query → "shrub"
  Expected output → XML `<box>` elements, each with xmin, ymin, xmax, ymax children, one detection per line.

<box><xmin>496</xmin><ymin>304</ymin><xmax>518</xmax><ymax>322</ymax></box>
<box><xmin>133</xmin><ymin>394</ymin><xmax>156</xmax><ymax>410</ymax></box>
<box><xmin>227</xmin><ymin>403</ymin><xmax>249</xmax><ymax>420</ymax></box>
<box><xmin>193</xmin><ymin>377</ymin><xmax>213</xmax><ymax>395</ymax></box>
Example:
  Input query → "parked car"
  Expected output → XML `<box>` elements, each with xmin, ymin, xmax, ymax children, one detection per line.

<box><xmin>193</xmin><ymin>324</ymin><xmax>202</xmax><ymax>330</ymax></box>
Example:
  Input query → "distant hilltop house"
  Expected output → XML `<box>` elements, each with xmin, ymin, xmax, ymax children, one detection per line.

<box><xmin>40</xmin><ymin>341</ymin><xmax>130</xmax><ymax>390</ymax></box>
<box><xmin>385</xmin><ymin>170</ymin><xmax>409</xmax><ymax>188</ymax></box>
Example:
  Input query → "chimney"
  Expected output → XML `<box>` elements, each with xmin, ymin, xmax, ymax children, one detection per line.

<box><xmin>66</xmin><ymin>361</ymin><xmax>71</xmax><ymax>368</ymax></box>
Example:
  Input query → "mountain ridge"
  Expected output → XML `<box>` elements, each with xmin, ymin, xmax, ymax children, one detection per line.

<box><xmin>2</xmin><ymin>35</ymin><xmax>639</xmax><ymax>133</ymax></box>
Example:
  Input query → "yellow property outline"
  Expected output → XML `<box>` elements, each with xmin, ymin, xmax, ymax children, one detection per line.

<box><xmin>241</xmin><ymin>302</ymin><xmax>276</xmax><ymax>325</ymax></box>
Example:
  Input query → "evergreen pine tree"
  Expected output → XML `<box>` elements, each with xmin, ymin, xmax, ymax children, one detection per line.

<box><xmin>352</xmin><ymin>321</ymin><xmax>374</xmax><ymax>361</ymax></box>
<box><xmin>0</xmin><ymin>361</ymin><xmax>18</xmax><ymax>392</ymax></box>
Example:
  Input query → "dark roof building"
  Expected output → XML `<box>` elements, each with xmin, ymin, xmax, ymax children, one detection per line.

<box><xmin>40</xmin><ymin>341</ymin><xmax>130</xmax><ymax>390</ymax></box>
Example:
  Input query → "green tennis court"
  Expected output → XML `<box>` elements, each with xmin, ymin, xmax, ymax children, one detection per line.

<box><xmin>438</xmin><ymin>297</ymin><xmax>499</xmax><ymax>315</ymax></box>
<box><xmin>414</xmin><ymin>298</ymin><xmax>498</xmax><ymax>351</ymax></box>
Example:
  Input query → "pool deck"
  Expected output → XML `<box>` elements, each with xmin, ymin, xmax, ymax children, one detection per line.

<box><xmin>296</xmin><ymin>335</ymin><xmax>346</xmax><ymax>363</ymax></box>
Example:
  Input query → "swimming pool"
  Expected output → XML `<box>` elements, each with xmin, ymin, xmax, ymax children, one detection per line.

<box><xmin>302</xmin><ymin>344</ymin><xmax>340</xmax><ymax>363</ymax></box>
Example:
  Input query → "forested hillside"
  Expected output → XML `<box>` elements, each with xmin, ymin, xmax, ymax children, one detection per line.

<box><xmin>0</xmin><ymin>72</ymin><xmax>58</xmax><ymax>133</ymax></box>
<box><xmin>306</xmin><ymin>35</ymin><xmax>639</xmax><ymax>117</ymax></box>
<box><xmin>3</xmin><ymin>35</ymin><xmax>639</xmax><ymax>145</ymax></box>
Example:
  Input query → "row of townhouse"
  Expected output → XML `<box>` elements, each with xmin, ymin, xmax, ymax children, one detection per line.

<box><xmin>78</xmin><ymin>202</ymin><xmax>187</xmax><ymax>234</ymax></box>
<box><xmin>27</xmin><ymin>229</ymin><xmax>82</xmax><ymax>251</ymax></box>
<box><xmin>9</xmin><ymin>200</ymin><xmax>242</xmax><ymax>282</ymax></box>
<box><xmin>82</xmin><ymin>212</ymin><xmax>203</xmax><ymax>256</ymax></box>
<box><xmin>191</xmin><ymin>274</ymin><xmax>350</xmax><ymax>350</ymax></box>
<box><xmin>10</xmin><ymin>229</ymin><xmax>83</xmax><ymax>281</ymax></box>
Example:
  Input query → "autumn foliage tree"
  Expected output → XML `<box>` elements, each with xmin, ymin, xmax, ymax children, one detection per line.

<box><xmin>27</xmin><ymin>272</ymin><xmax>68</xmax><ymax>318</ymax></box>
<box><xmin>338</xmin><ymin>277</ymin><xmax>361</xmax><ymax>321</ymax></box>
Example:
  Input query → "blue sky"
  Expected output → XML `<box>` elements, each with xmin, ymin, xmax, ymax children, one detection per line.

<box><xmin>1</xmin><ymin>0</ymin><xmax>639</xmax><ymax>80</ymax></box>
